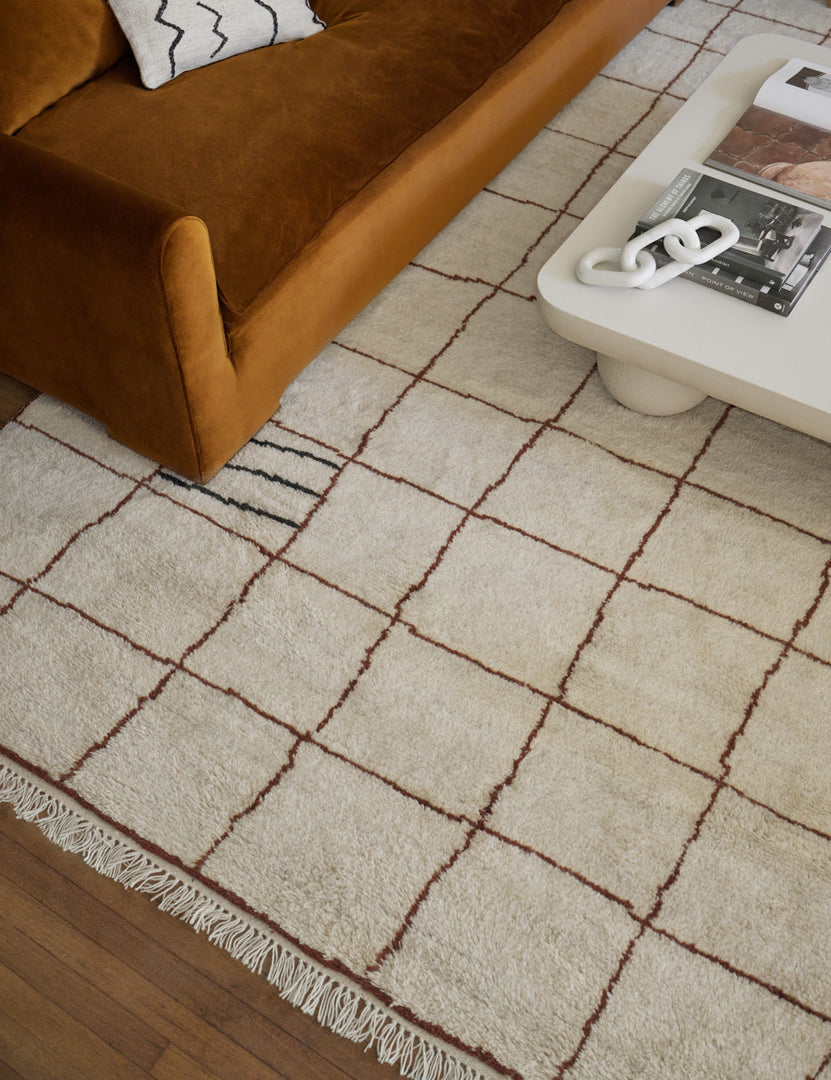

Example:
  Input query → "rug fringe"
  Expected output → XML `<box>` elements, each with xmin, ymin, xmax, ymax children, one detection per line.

<box><xmin>0</xmin><ymin>762</ymin><xmax>491</xmax><ymax>1080</ymax></box>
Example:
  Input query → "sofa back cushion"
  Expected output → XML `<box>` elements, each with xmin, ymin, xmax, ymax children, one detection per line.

<box><xmin>0</xmin><ymin>0</ymin><xmax>126</xmax><ymax>134</ymax></box>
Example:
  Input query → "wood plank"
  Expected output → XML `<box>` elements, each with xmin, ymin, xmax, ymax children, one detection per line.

<box><xmin>151</xmin><ymin>1045</ymin><xmax>226</xmax><ymax>1080</ymax></box>
<box><xmin>0</xmin><ymin>372</ymin><xmax>37</xmax><ymax>426</ymax></box>
<box><xmin>0</xmin><ymin>806</ymin><xmax>401</xmax><ymax>1080</ymax></box>
<box><xmin>0</xmin><ymin>963</ymin><xmax>147</xmax><ymax>1080</ymax></box>
<box><xmin>0</xmin><ymin>913</ymin><xmax>167</xmax><ymax>1073</ymax></box>
<box><xmin>0</xmin><ymin>867</ymin><xmax>290</xmax><ymax>1080</ymax></box>
<box><xmin>0</xmin><ymin>1004</ymin><xmax>87</xmax><ymax>1080</ymax></box>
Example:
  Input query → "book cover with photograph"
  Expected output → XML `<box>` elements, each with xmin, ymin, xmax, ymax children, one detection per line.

<box><xmin>706</xmin><ymin>58</ymin><xmax>831</xmax><ymax>210</ymax></box>
<box><xmin>645</xmin><ymin>224</ymin><xmax>831</xmax><ymax>316</ymax></box>
<box><xmin>633</xmin><ymin>168</ymin><xmax>824</xmax><ymax>288</ymax></box>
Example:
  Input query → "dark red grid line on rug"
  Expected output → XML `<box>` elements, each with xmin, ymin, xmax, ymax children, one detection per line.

<box><xmin>8</xmin><ymin>416</ymin><xmax>298</xmax><ymax>564</ymax></box>
<box><xmin>276</xmin><ymin>161</ymin><xmax>831</xmax><ymax>1064</ymax></box>
<box><xmin>2</xmin><ymin>586</ymin><xmax>829</xmax><ymax>1032</ymax></box>
<box><xmin>180</xmin><ymin>363</ymin><xmax>605</xmax><ymax>906</ymax></box>
<box><xmin>273</xmin><ymin>415</ymin><xmax>831</xmax><ymax>669</ymax></box>
<box><xmin>0</xmin><ymin>476</ymin><xmax>149</xmax><ymax>622</ymax></box>
<box><xmin>7</xmin><ymin>370</ymin><xmax>831</xmax><ymax>827</ymax></box>
<box><xmin>305</xmin><ymin>336</ymin><xmax>831</xmax><ymax>550</ymax></box>
<box><xmin>3</xmin><ymin>257</ymin><xmax>825</xmax><ymax>803</ymax></box>
<box><xmin>354</xmin><ymin>382</ymin><xmax>719</xmax><ymax>967</ymax></box>
<box><xmin>2</xmin><ymin>524</ymin><xmax>831</xmax><ymax>1075</ymax></box>
<box><xmin>270</xmin><ymin>318</ymin><xmax>831</xmax><ymax>1068</ymax></box>
<box><xmin>557</xmin><ymin>403</ymin><xmax>731</xmax><ymax>698</ymax></box>
<box><xmin>552</xmin><ymin>556</ymin><xmax>831</xmax><ymax>1077</ymax></box>
<box><xmin>5</xmin><ymin>540</ymin><xmax>829</xmax><ymax>867</ymax></box>
<box><xmin>702</xmin><ymin>0</ymin><xmax>831</xmax><ymax>45</ymax></box>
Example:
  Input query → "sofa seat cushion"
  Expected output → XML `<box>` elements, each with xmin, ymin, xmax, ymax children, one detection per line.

<box><xmin>0</xmin><ymin>0</ymin><xmax>127</xmax><ymax>134</ymax></box>
<box><xmin>16</xmin><ymin>0</ymin><xmax>567</xmax><ymax>315</ymax></box>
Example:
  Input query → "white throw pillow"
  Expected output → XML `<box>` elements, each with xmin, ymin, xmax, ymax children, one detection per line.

<box><xmin>107</xmin><ymin>0</ymin><xmax>325</xmax><ymax>89</ymax></box>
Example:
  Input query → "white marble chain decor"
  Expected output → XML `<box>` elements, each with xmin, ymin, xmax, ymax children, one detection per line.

<box><xmin>577</xmin><ymin>211</ymin><xmax>740</xmax><ymax>289</ymax></box>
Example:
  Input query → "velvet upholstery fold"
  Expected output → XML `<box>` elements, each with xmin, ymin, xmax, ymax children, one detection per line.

<box><xmin>0</xmin><ymin>0</ymin><xmax>126</xmax><ymax>134</ymax></box>
<box><xmin>0</xmin><ymin>134</ymin><xmax>233</xmax><ymax>479</ymax></box>
<box><xmin>17</xmin><ymin>0</ymin><xmax>570</xmax><ymax>314</ymax></box>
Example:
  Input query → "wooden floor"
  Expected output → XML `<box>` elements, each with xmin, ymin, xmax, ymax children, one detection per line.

<box><xmin>0</xmin><ymin>373</ymin><xmax>400</xmax><ymax>1080</ymax></box>
<box><xmin>0</xmin><ymin>372</ymin><xmax>38</xmax><ymax>424</ymax></box>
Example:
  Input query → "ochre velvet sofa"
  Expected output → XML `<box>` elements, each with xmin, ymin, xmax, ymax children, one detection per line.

<box><xmin>0</xmin><ymin>0</ymin><xmax>678</xmax><ymax>481</ymax></box>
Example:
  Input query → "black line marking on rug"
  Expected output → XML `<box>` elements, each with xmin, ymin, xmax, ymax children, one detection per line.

<box><xmin>7</xmin><ymin>445</ymin><xmax>827</xmax><ymax>829</ymax></box>
<box><xmin>271</xmin><ymin>421</ymin><xmax>358</xmax><ymax>564</ymax></box>
<box><xmin>279</xmin><ymin>343</ymin><xmax>831</xmax><ymax>566</ymax></box>
<box><xmin>8</xmin><ymin>16</ymin><xmax>829</xmax><ymax>1062</ymax></box>
<box><xmin>248</xmin><ymin>436</ymin><xmax>342</xmax><ymax>471</ymax></box>
<box><xmin>223</xmin><ymin>462</ymin><xmax>324</xmax><ymax>499</ymax></box>
<box><xmin>271</xmin><ymin>344</ymin><xmax>831</xmax><ymax>568</ymax></box>
<box><xmin>158</xmin><ymin>461</ymin><xmax>352</xmax><ymax>864</ymax></box>
<box><xmin>224</xmin><ymin>364</ymin><xmax>583</xmax><ymax>976</ymax></box>
<box><xmin>256</xmin><ymin>361</ymin><xmax>831</xmax><ymax>981</ymax></box>
<box><xmin>49</xmin><ymin>452</ymin><xmax>345</xmax><ymax>790</ymax></box>
<box><xmin>12</xmin><ymin>417</ymin><xmax>284</xmax><ymax>558</ymax></box>
<box><xmin>159</xmin><ymin>471</ymin><xmax>303</xmax><ymax>528</ymax></box>
<box><xmin>136</xmin><ymin>480</ymin><xmax>275</xmax><ymax>557</ymax></box>
<box><xmin>288</xmin><ymin>334</ymin><xmax>831</xmax><ymax>554</ymax></box>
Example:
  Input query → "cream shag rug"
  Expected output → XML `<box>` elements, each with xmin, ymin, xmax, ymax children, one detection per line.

<box><xmin>3</xmin><ymin>4</ymin><xmax>831</xmax><ymax>1078</ymax></box>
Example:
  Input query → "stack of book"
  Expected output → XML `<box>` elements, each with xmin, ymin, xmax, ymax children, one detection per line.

<box><xmin>633</xmin><ymin>168</ymin><xmax>831</xmax><ymax>316</ymax></box>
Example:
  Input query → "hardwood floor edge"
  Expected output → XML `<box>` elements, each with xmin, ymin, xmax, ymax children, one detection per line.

<box><xmin>0</xmin><ymin>804</ymin><xmax>403</xmax><ymax>1080</ymax></box>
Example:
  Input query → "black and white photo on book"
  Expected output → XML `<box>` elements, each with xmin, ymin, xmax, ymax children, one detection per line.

<box><xmin>633</xmin><ymin>168</ymin><xmax>826</xmax><ymax>287</ymax></box>
<box><xmin>707</xmin><ymin>57</ymin><xmax>831</xmax><ymax>210</ymax></box>
<box><xmin>631</xmin><ymin>168</ymin><xmax>831</xmax><ymax>315</ymax></box>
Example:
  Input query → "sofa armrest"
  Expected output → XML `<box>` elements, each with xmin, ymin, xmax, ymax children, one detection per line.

<box><xmin>0</xmin><ymin>133</ymin><xmax>235</xmax><ymax>479</ymax></box>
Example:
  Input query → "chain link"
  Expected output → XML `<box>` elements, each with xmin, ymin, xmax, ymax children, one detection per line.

<box><xmin>576</xmin><ymin>211</ymin><xmax>740</xmax><ymax>289</ymax></box>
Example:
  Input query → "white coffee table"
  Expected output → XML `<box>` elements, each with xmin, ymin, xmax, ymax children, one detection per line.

<box><xmin>536</xmin><ymin>34</ymin><xmax>831</xmax><ymax>444</ymax></box>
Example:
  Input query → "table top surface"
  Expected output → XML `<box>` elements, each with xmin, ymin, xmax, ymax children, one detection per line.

<box><xmin>536</xmin><ymin>34</ymin><xmax>831</xmax><ymax>437</ymax></box>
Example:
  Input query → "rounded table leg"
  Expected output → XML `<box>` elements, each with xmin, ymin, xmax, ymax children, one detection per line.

<box><xmin>596</xmin><ymin>354</ymin><xmax>707</xmax><ymax>415</ymax></box>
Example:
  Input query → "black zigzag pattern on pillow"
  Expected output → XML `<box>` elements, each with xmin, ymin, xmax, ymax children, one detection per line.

<box><xmin>252</xmin><ymin>0</ymin><xmax>279</xmax><ymax>45</ymax></box>
<box><xmin>196</xmin><ymin>1</ymin><xmax>229</xmax><ymax>57</ymax></box>
<box><xmin>153</xmin><ymin>0</ymin><xmax>290</xmax><ymax>75</ymax></box>
<box><xmin>155</xmin><ymin>0</ymin><xmax>185</xmax><ymax>79</ymax></box>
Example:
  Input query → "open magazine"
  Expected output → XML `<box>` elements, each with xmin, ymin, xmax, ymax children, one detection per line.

<box><xmin>706</xmin><ymin>58</ymin><xmax>831</xmax><ymax>211</ymax></box>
